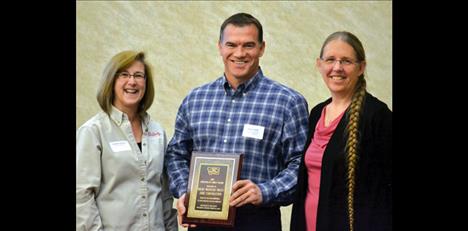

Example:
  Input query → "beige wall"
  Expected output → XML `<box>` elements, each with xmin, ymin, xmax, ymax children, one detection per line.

<box><xmin>77</xmin><ymin>1</ymin><xmax>391</xmax><ymax>230</ymax></box>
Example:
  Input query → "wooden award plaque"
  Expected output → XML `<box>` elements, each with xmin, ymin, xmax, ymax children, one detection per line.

<box><xmin>182</xmin><ymin>152</ymin><xmax>243</xmax><ymax>227</ymax></box>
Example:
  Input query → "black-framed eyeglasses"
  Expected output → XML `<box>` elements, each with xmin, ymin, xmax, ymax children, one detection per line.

<box><xmin>320</xmin><ymin>57</ymin><xmax>360</xmax><ymax>66</ymax></box>
<box><xmin>116</xmin><ymin>71</ymin><xmax>146</xmax><ymax>81</ymax></box>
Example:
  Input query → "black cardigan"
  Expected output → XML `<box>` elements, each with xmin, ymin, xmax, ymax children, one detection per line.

<box><xmin>290</xmin><ymin>93</ymin><xmax>392</xmax><ymax>231</ymax></box>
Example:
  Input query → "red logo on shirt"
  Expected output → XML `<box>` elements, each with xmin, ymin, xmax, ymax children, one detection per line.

<box><xmin>147</xmin><ymin>131</ymin><xmax>161</xmax><ymax>137</ymax></box>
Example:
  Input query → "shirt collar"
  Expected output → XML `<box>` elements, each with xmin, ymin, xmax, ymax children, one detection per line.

<box><xmin>221</xmin><ymin>67</ymin><xmax>264</xmax><ymax>95</ymax></box>
<box><xmin>109</xmin><ymin>105</ymin><xmax>150</xmax><ymax>127</ymax></box>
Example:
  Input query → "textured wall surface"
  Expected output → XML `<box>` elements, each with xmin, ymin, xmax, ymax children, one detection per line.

<box><xmin>77</xmin><ymin>1</ymin><xmax>391</xmax><ymax>230</ymax></box>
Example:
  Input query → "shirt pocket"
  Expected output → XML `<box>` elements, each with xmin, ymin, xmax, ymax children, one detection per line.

<box><xmin>241</xmin><ymin>115</ymin><xmax>282</xmax><ymax>147</ymax></box>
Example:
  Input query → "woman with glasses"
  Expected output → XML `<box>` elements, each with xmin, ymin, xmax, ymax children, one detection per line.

<box><xmin>290</xmin><ymin>31</ymin><xmax>392</xmax><ymax>231</ymax></box>
<box><xmin>76</xmin><ymin>51</ymin><xmax>177</xmax><ymax>230</ymax></box>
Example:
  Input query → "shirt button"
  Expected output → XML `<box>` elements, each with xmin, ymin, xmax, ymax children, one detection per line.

<box><xmin>227</xmin><ymin>119</ymin><xmax>231</xmax><ymax>122</ymax></box>
<box><xmin>143</xmin><ymin>213</ymin><xmax>147</xmax><ymax>217</ymax></box>
<box><xmin>143</xmin><ymin>143</ymin><xmax>146</xmax><ymax>146</ymax></box>
<box><xmin>232</xmin><ymin>100</ymin><xmax>235</xmax><ymax>103</ymax></box>
<box><xmin>142</xmin><ymin>195</ymin><xmax>146</xmax><ymax>199</ymax></box>
<box><xmin>223</xmin><ymin>139</ymin><xmax>227</xmax><ymax>143</ymax></box>
<box><xmin>141</xmin><ymin>177</ymin><xmax>145</xmax><ymax>181</ymax></box>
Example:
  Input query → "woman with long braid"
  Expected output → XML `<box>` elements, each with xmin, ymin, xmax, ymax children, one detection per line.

<box><xmin>290</xmin><ymin>31</ymin><xmax>392</xmax><ymax>231</ymax></box>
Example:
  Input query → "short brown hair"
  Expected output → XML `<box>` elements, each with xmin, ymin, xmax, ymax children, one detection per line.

<box><xmin>219</xmin><ymin>12</ymin><xmax>263</xmax><ymax>43</ymax></box>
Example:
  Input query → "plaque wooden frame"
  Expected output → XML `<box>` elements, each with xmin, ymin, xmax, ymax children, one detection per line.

<box><xmin>182</xmin><ymin>152</ymin><xmax>243</xmax><ymax>228</ymax></box>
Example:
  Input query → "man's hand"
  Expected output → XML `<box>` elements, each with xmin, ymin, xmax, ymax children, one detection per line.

<box><xmin>176</xmin><ymin>193</ymin><xmax>197</xmax><ymax>228</ymax></box>
<box><xmin>229</xmin><ymin>180</ymin><xmax>263</xmax><ymax>207</ymax></box>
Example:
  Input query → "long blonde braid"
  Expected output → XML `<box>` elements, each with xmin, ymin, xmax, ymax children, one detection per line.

<box><xmin>345</xmin><ymin>77</ymin><xmax>366</xmax><ymax>231</ymax></box>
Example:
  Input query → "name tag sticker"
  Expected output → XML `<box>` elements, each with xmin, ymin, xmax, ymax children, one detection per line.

<box><xmin>242</xmin><ymin>124</ymin><xmax>265</xmax><ymax>140</ymax></box>
<box><xmin>109</xmin><ymin>140</ymin><xmax>132</xmax><ymax>152</ymax></box>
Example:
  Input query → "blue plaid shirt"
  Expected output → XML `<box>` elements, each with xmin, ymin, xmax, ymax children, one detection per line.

<box><xmin>165</xmin><ymin>69</ymin><xmax>309</xmax><ymax>205</ymax></box>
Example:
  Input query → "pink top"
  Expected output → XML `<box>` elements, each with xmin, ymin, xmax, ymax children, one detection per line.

<box><xmin>304</xmin><ymin>105</ymin><xmax>345</xmax><ymax>231</ymax></box>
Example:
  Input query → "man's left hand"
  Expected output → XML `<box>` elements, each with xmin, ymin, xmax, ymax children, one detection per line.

<box><xmin>229</xmin><ymin>180</ymin><xmax>263</xmax><ymax>207</ymax></box>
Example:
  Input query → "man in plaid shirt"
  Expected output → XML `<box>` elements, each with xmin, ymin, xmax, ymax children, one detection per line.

<box><xmin>165</xmin><ymin>12</ymin><xmax>309</xmax><ymax>231</ymax></box>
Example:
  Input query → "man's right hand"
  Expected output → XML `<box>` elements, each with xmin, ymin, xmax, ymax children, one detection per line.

<box><xmin>177</xmin><ymin>193</ymin><xmax>197</xmax><ymax>228</ymax></box>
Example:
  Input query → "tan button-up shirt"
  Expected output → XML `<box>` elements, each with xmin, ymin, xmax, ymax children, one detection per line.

<box><xmin>76</xmin><ymin>107</ymin><xmax>177</xmax><ymax>230</ymax></box>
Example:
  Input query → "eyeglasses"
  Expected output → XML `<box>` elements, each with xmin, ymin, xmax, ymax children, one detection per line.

<box><xmin>116</xmin><ymin>71</ymin><xmax>146</xmax><ymax>81</ymax></box>
<box><xmin>320</xmin><ymin>58</ymin><xmax>360</xmax><ymax>67</ymax></box>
